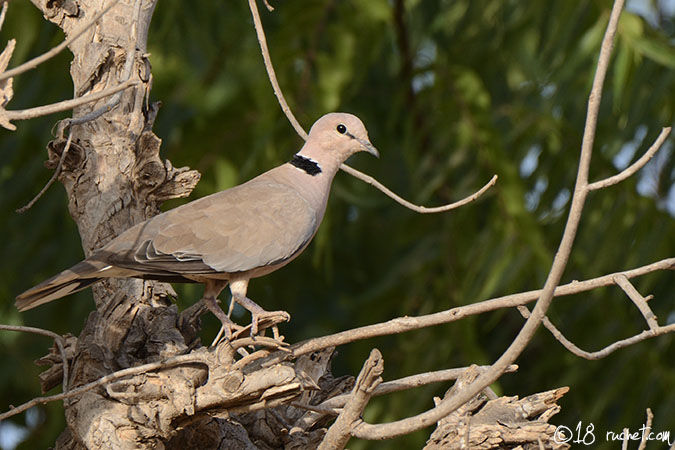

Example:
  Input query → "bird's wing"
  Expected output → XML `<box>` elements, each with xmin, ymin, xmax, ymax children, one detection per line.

<box><xmin>103</xmin><ymin>180</ymin><xmax>318</xmax><ymax>276</ymax></box>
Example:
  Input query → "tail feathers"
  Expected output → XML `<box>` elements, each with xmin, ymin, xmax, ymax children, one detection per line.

<box><xmin>16</xmin><ymin>260</ymin><xmax>113</xmax><ymax>311</ymax></box>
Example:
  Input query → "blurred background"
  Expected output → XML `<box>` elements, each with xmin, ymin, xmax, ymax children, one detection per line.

<box><xmin>1</xmin><ymin>0</ymin><xmax>673</xmax><ymax>448</ymax></box>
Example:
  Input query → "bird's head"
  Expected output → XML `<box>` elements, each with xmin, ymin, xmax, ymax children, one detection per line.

<box><xmin>300</xmin><ymin>113</ymin><xmax>378</xmax><ymax>168</ymax></box>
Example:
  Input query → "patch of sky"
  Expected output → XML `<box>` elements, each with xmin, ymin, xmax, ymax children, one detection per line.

<box><xmin>520</xmin><ymin>145</ymin><xmax>542</xmax><ymax>178</ymax></box>
<box><xmin>525</xmin><ymin>177</ymin><xmax>548</xmax><ymax>211</ymax></box>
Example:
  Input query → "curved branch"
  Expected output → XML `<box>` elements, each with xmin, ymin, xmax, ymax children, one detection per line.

<box><xmin>4</xmin><ymin>79</ymin><xmax>140</xmax><ymax>123</ymax></box>
<box><xmin>247</xmin><ymin>0</ymin><xmax>308</xmax><ymax>139</ymax></box>
<box><xmin>0</xmin><ymin>324</ymin><xmax>69</xmax><ymax>393</ymax></box>
<box><xmin>255</xmin><ymin>257</ymin><xmax>674</xmax><ymax>366</ymax></box>
<box><xmin>588</xmin><ymin>127</ymin><xmax>672</xmax><ymax>191</ymax></box>
<box><xmin>341</xmin><ymin>164</ymin><xmax>497</xmax><ymax>213</ymax></box>
<box><xmin>518</xmin><ymin>306</ymin><xmax>675</xmax><ymax>360</ymax></box>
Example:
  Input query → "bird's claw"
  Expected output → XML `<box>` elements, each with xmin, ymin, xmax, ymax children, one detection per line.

<box><xmin>250</xmin><ymin>309</ymin><xmax>290</xmax><ymax>336</ymax></box>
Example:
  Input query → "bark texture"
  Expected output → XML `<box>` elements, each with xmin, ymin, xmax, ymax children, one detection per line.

<box><xmin>423</xmin><ymin>366</ymin><xmax>570</xmax><ymax>450</ymax></box>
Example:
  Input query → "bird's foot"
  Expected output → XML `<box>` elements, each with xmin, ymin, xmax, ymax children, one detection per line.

<box><xmin>203</xmin><ymin>296</ymin><xmax>244</xmax><ymax>344</ymax></box>
<box><xmin>231</xmin><ymin>292</ymin><xmax>290</xmax><ymax>340</ymax></box>
<box><xmin>250</xmin><ymin>309</ymin><xmax>291</xmax><ymax>338</ymax></box>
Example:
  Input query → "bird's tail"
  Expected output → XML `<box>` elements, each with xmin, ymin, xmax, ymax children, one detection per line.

<box><xmin>15</xmin><ymin>260</ymin><xmax>112</xmax><ymax>311</ymax></box>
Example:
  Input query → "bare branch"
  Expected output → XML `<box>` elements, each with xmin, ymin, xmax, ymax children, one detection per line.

<box><xmin>0</xmin><ymin>324</ymin><xmax>69</xmax><ymax>393</ymax></box>
<box><xmin>262</xmin><ymin>0</ymin><xmax>274</xmax><ymax>12</ymax></box>
<box><xmin>614</xmin><ymin>274</ymin><xmax>659</xmax><ymax>330</ymax></box>
<box><xmin>315</xmin><ymin>364</ymin><xmax>519</xmax><ymax>412</ymax></box>
<box><xmin>638</xmin><ymin>409</ymin><xmax>653</xmax><ymax>450</ymax></box>
<box><xmin>0</xmin><ymin>0</ymin><xmax>121</xmax><ymax>82</ymax></box>
<box><xmin>3</xmin><ymin>79</ymin><xmax>140</xmax><ymax>124</ymax></box>
<box><xmin>255</xmin><ymin>257</ymin><xmax>674</xmax><ymax>367</ymax></box>
<box><xmin>0</xmin><ymin>353</ymin><xmax>205</xmax><ymax>422</ymax></box>
<box><xmin>0</xmin><ymin>1</ymin><xmax>8</xmax><ymax>33</ymax></box>
<box><xmin>16</xmin><ymin>131</ymin><xmax>74</xmax><ymax>213</ymax></box>
<box><xmin>247</xmin><ymin>0</ymin><xmax>308</xmax><ymax>140</ymax></box>
<box><xmin>341</xmin><ymin>165</ymin><xmax>498</xmax><ymax>213</ymax></box>
<box><xmin>318</xmin><ymin>349</ymin><xmax>383</xmax><ymax>450</ymax></box>
<box><xmin>250</xmin><ymin>258</ymin><xmax>675</xmax><ymax>372</ymax></box>
<box><xmin>517</xmin><ymin>305</ymin><xmax>675</xmax><ymax>360</ymax></box>
<box><xmin>588</xmin><ymin>127</ymin><xmax>672</xmax><ymax>190</ymax></box>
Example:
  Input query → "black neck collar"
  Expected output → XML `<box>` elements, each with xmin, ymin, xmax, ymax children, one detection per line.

<box><xmin>290</xmin><ymin>154</ymin><xmax>322</xmax><ymax>176</ymax></box>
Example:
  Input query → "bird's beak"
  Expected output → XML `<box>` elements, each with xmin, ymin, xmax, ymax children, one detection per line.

<box><xmin>357</xmin><ymin>138</ymin><xmax>379</xmax><ymax>158</ymax></box>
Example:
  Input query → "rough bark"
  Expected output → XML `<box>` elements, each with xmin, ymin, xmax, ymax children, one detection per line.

<box><xmin>423</xmin><ymin>366</ymin><xmax>570</xmax><ymax>450</ymax></box>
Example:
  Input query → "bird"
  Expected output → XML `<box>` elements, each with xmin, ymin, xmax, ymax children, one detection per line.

<box><xmin>16</xmin><ymin>112</ymin><xmax>378</xmax><ymax>337</ymax></box>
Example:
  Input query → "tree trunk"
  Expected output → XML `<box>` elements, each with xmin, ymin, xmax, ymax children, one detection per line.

<box><xmin>30</xmin><ymin>1</ymin><xmax>203</xmax><ymax>447</ymax></box>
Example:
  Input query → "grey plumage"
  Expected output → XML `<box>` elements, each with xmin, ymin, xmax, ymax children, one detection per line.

<box><xmin>16</xmin><ymin>113</ymin><xmax>378</xmax><ymax>336</ymax></box>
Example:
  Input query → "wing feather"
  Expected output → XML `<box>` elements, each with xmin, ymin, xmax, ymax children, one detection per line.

<box><xmin>102</xmin><ymin>180</ymin><xmax>318</xmax><ymax>277</ymax></box>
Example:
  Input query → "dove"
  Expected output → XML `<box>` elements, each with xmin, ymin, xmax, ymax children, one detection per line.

<box><xmin>16</xmin><ymin>112</ymin><xmax>378</xmax><ymax>337</ymax></box>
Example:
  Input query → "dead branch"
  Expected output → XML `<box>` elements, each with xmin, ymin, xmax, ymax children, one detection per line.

<box><xmin>318</xmin><ymin>349</ymin><xmax>383</xmax><ymax>450</ymax></box>
<box><xmin>517</xmin><ymin>305</ymin><xmax>675</xmax><ymax>360</ymax></box>
<box><xmin>423</xmin><ymin>368</ymin><xmax>569</xmax><ymax>449</ymax></box>
<box><xmin>314</xmin><ymin>364</ymin><xmax>519</xmax><ymax>413</ymax></box>
<box><xmin>247</xmin><ymin>0</ymin><xmax>307</xmax><ymax>139</ymax></box>
<box><xmin>0</xmin><ymin>1</ymin><xmax>8</xmax><ymax>32</ymax></box>
<box><xmin>254</xmin><ymin>257</ymin><xmax>673</xmax><ymax>366</ymax></box>
<box><xmin>588</xmin><ymin>127</ymin><xmax>672</xmax><ymax>191</ymax></box>
<box><xmin>340</xmin><ymin>165</ymin><xmax>498</xmax><ymax>213</ymax></box>
<box><xmin>2</xmin><ymin>79</ymin><xmax>139</xmax><ymax>125</ymax></box>
<box><xmin>614</xmin><ymin>275</ymin><xmax>659</xmax><ymax>329</ymax></box>
<box><xmin>637</xmin><ymin>409</ymin><xmax>653</xmax><ymax>450</ymax></box>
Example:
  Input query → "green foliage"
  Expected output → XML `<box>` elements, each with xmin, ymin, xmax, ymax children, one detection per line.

<box><xmin>1</xmin><ymin>0</ymin><xmax>674</xmax><ymax>448</ymax></box>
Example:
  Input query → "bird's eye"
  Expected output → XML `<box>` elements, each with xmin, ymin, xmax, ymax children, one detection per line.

<box><xmin>336</xmin><ymin>124</ymin><xmax>347</xmax><ymax>134</ymax></box>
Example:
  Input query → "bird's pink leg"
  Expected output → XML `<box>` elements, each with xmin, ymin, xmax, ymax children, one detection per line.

<box><xmin>229</xmin><ymin>278</ymin><xmax>290</xmax><ymax>337</ymax></box>
<box><xmin>202</xmin><ymin>279</ymin><xmax>241</xmax><ymax>340</ymax></box>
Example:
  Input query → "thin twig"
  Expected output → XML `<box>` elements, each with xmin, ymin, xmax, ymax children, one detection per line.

<box><xmin>247</xmin><ymin>0</ymin><xmax>307</xmax><ymax>139</ymax></box>
<box><xmin>255</xmin><ymin>257</ymin><xmax>673</xmax><ymax>367</ymax></box>
<box><xmin>614</xmin><ymin>275</ymin><xmax>659</xmax><ymax>330</ymax></box>
<box><xmin>4</xmin><ymin>79</ymin><xmax>139</xmax><ymax>122</ymax></box>
<box><xmin>517</xmin><ymin>305</ymin><xmax>675</xmax><ymax>359</ymax></box>
<box><xmin>0</xmin><ymin>353</ymin><xmax>205</xmax><ymax>422</ymax></box>
<box><xmin>0</xmin><ymin>0</ymin><xmax>121</xmax><ymax>82</ymax></box>
<box><xmin>262</xmin><ymin>0</ymin><xmax>274</xmax><ymax>12</ymax></box>
<box><xmin>0</xmin><ymin>325</ymin><xmax>69</xmax><ymax>393</ymax></box>
<box><xmin>588</xmin><ymin>127</ymin><xmax>672</xmax><ymax>190</ymax></box>
<box><xmin>314</xmin><ymin>364</ymin><xmax>519</xmax><ymax>412</ymax></box>
<box><xmin>637</xmin><ymin>408</ymin><xmax>653</xmax><ymax>450</ymax></box>
<box><xmin>341</xmin><ymin>165</ymin><xmax>497</xmax><ymax>213</ymax></box>
<box><xmin>16</xmin><ymin>131</ymin><xmax>74</xmax><ymax>213</ymax></box>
